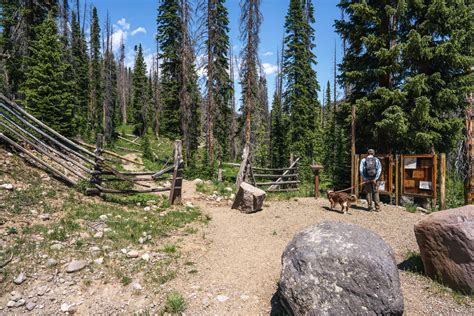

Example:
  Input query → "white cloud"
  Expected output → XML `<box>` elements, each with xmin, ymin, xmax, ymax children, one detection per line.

<box><xmin>262</xmin><ymin>51</ymin><xmax>274</xmax><ymax>56</ymax></box>
<box><xmin>116</xmin><ymin>18</ymin><xmax>130</xmax><ymax>30</ymax></box>
<box><xmin>111</xmin><ymin>29</ymin><xmax>127</xmax><ymax>52</ymax></box>
<box><xmin>131</xmin><ymin>27</ymin><xmax>147</xmax><ymax>36</ymax></box>
<box><xmin>262</xmin><ymin>63</ymin><xmax>278</xmax><ymax>75</ymax></box>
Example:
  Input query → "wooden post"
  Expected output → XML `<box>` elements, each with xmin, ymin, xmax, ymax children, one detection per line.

<box><xmin>236</xmin><ymin>143</ymin><xmax>251</xmax><ymax>189</ymax></box>
<box><xmin>311</xmin><ymin>165</ymin><xmax>323</xmax><ymax>199</ymax></box>
<box><xmin>432</xmin><ymin>154</ymin><xmax>438</xmax><ymax>210</ymax></box>
<box><xmin>88</xmin><ymin>133</ymin><xmax>104</xmax><ymax>195</ymax></box>
<box><xmin>395</xmin><ymin>155</ymin><xmax>399</xmax><ymax>206</ymax></box>
<box><xmin>169</xmin><ymin>140</ymin><xmax>183</xmax><ymax>205</ymax></box>
<box><xmin>355</xmin><ymin>155</ymin><xmax>360</xmax><ymax>198</ymax></box>
<box><xmin>440</xmin><ymin>153</ymin><xmax>446</xmax><ymax>210</ymax></box>
<box><xmin>351</xmin><ymin>103</ymin><xmax>356</xmax><ymax>194</ymax></box>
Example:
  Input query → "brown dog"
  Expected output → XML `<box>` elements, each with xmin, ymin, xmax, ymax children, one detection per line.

<box><xmin>327</xmin><ymin>191</ymin><xmax>357</xmax><ymax>214</ymax></box>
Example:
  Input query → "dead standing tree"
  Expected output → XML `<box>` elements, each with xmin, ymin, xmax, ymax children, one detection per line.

<box><xmin>240</xmin><ymin>0</ymin><xmax>262</xmax><ymax>146</ymax></box>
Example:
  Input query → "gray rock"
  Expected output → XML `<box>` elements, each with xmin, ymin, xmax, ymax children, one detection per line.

<box><xmin>15</xmin><ymin>299</ymin><xmax>25</xmax><ymax>307</ymax></box>
<box><xmin>50</xmin><ymin>243</ymin><xmax>63</xmax><ymax>250</ymax></box>
<box><xmin>39</xmin><ymin>213</ymin><xmax>50</xmax><ymax>221</ymax></box>
<box><xmin>414</xmin><ymin>206</ymin><xmax>474</xmax><ymax>294</ymax></box>
<box><xmin>10</xmin><ymin>291</ymin><xmax>21</xmax><ymax>301</ymax></box>
<box><xmin>127</xmin><ymin>250</ymin><xmax>139</xmax><ymax>258</ymax></box>
<box><xmin>66</xmin><ymin>260</ymin><xmax>87</xmax><ymax>273</ymax></box>
<box><xmin>46</xmin><ymin>258</ymin><xmax>58</xmax><ymax>267</ymax></box>
<box><xmin>279</xmin><ymin>221</ymin><xmax>404</xmax><ymax>315</ymax></box>
<box><xmin>216</xmin><ymin>295</ymin><xmax>229</xmax><ymax>302</ymax></box>
<box><xmin>13</xmin><ymin>273</ymin><xmax>26</xmax><ymax>285</ymax></box>
<box><xmin>26</xmin><ymin>302</ymin><xmax>36</xmax><ymax>311</ymax></box>
<box><xmin>60</xmin><ymin>303</ymin><xmax>76</xmax><ymax>313</ymax></box>
<box><xmin>93</xmin><ymin>231</ymin><xmax>103</xmax><ymax>239</ymax></box>
<box><xmin>6</xmin><ymin>301</ymin><xmax>15</xmax><ymax>308</ymax></box>
<box><xmin>0</xmin><ymin>183</ymin><xmax>14</xmax><ymax>190</ymax></box>
<box><xmin>231</xmin><ymin>182</ymin><xmax>266</xmax><ymax>214</ymax></box>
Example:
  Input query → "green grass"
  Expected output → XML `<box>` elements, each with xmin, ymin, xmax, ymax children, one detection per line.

<box><xmin>121</xmin><ymin>275</ymin><xmax>132</xmax><ymax>286</ymax></box>
<box><xmin>164</xmin><ymin>292</ymin><xmax>186</xmax><ymax>313</ymax></box>
<box><xmin>404</xmin><ymin>203</ymin><xmax>418</xmax><ymax>213</ymax></box>
<box><xmin>195</xmin><ymin>181</ymin><xmax>234</xmax><ymax>198</ymax></box>
<box><xmin>162</xmin><ymin>243</ymin><xmax>177</xmax><ymax>254</ymax></box>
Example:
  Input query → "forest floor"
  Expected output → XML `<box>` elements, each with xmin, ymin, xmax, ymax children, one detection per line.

<box><xmin>0</xmin><ymin>149</ymin><xmax>473</xmax><ymax>315</ymax></box>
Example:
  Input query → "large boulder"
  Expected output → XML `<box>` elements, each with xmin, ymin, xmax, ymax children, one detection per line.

<box><xmin>279</xmin><ymin>221</ymin><xmax>404</xmax><ymax>315</ymax></box>
<box><xmin>231</xmin><ymin>182</ymin><xmax>266</xmax><ymax>214</ymax></box>
<box><xmin>414</xmin><ymin>205</ymin><xmax>474</xmax><ymax>294</ymax></box>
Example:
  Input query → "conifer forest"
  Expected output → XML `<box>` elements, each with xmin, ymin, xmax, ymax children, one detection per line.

<box><xmin>0</xmin><ymin>1</ymin><xmax>473</xmax><ymax>314</ymax></box>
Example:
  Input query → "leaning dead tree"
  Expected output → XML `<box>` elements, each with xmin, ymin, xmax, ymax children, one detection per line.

<box><xmin>0</xmin><ymin>94</ymin><xmax>183</xmax><ymax>204</ymax></box>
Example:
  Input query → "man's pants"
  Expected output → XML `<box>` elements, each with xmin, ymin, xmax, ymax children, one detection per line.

<box><xmin>364</xmin><ymin>181</ymin><xmax>380</xmax><ymax>211</ymax></box>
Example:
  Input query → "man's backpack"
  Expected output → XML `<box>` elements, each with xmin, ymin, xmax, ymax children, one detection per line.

<box><xmin>364</xmin><ymin>157</ymin><xmax>377</xmax><ymax>178</ymax></box>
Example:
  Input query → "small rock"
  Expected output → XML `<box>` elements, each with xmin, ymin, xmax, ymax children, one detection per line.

<box><xmin>127</xmin><ymin>250</ymin><xmax>139</xmax><ymax>258</ymax></box>
<box><xmin>50</xmin><ymin>243</ymin><xmax>63</xmax><ymax>250</ymax></box>
<box><xmin>132</xmin><ymin>282</ymin><xmax>142</xmax><ymax>291</ymax></box>
<box><xmin>138</xmin><ymin>237</ymin><xmax>145</xmax><ymax>244</ymax></box>
<box><xmin>103</xmin><ymin>228</ymin><xmax>112</xmax><ymax>233</ymax></box>
<box><xmin>26</xmin><ymin>302</ymin><xmax>36</xmax><ymax>311</ymax></box>
<box><xmin>216</xmin><ymin>197</ymin><xmax>223</xmax><ymax>202</ymax></box>
<box><xmin>225</xmin><ymin>187</ymin><xmax>233</xmax><ymax>192</ymax></box>
<box><xmin>37</xmin><ymin>286</ymin><xmax>48</xmax><ymax>296</ymax></box>
<box><xmin>60</xmin><ymin>303</ymin><xmax>76</xmax><ymax>313</ymax></box>
<box><xmin>216</xmin><ymin>295</ymin><xmax>229</xmax><ymax>302</ymax></box>
<box><xmin>90</xmin><ymin>246</ymin><xmax>100</xmax><ymax>252</ymax></box>
<box><xmin>94</xmin><ymin>257</ymin><xmax>104</xmax><ymax>265</ymax></box>
<box><xmin>143</xmin><ymin>206</ymin><xmax>151</xmax><ymax>212</ymax></box>
<box><xmin>416</xmin><ymin>207</ymin><xmax>429</xmax><ymax>214</ymax></box>
<box><xmin>141</xmin><ymin>253</ymin><xmax>150</xmax><ymax>261</ymax></box>
<box><xmin>10</xmin><ymin>291</ymin><xmax>21</xmax><ymax>301</ymax></box>
<box><xmin>193</xmin><ymin>178</ymin><xmax>203</xmax><ymax>184</ymax></box>
<box><xmin>93</xmin><ymin>231</ymin><xmax>103</xmax><ymax>239</ymax></box>
<box><xmin>6</xmin><ymin>301</ymin><xmax>15</xmax><ymax>308</ymax></box>
<box><xmin>15</xmin><ymin>299</ymin><xmax>26</xmax><ymax>307</ymax></box>
<box><xmin>240</xmin><ymin>294</ymin><xmax>249</xmax><ymax>301</ymax></box>
<box><xmin>0</xmin><ymin>183</ymin><xmax>14</xmax><ymax>190</ymax></box>
<box><xmin>185</xmin><ymin>201</ymin><xmax>194</xmax><ymax>208</ymax></box>
<box><xmin>13</xmin><ymin>273</ymin><xmax>26</xmax><ymax>285</ymax></box>
<box><xmin>120</xmin><ymin>248</ymin><xmax>128</xmax><ymax>254</ymax></box>
<box><xmin>39</xmin><ymin>213</ymin><xmax>50</xmax><ymax>221</ymax></box>
<box><xmin>66</xmin><ymin>260</ymin><xmax>87</xmax><ymax>273</ymax></box>
<box><xmin>230</xmin><ymin>193</ymin><xmax>236</xmax><ymax>200</ymax></box>
<box><xmin>99</xmin><ymin>215</ymin><xmax>107</xmax><ymax>221</ymax></box>
<box><xmin>30</xmin><ymin>209</ymin><xmax>38</xmax><ymax>216</ymax></box>
<box><xmin>146</xmin><ymin>200</ymin><xmax>157</xmax><ymax>205</ymax></box>
<box><xmin>46</xmin><ymin>258</ymin><xmax>58</xmax><ymax>267</ymax></box>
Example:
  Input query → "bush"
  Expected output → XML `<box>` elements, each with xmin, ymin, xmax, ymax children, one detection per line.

<box><xmin>164</xmin><ymin>292</ymin><xmax>186</xmax><ymax>313</ymax></box>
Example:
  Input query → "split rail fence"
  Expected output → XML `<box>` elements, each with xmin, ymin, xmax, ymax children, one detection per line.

<box><xmin>0</xmin><ymin>94</ymin><xmax>183</xmax><ymax>204</ymax></box>
<box><xmin>224</xmin><ymin>144</ymin><xmax>301</xmax><ymax>193</ymax></box>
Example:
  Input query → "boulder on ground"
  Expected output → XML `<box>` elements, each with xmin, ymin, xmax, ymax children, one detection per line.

<box><xmin>231</xmin><ymin>182</ymin><xmax>266</xmax><ymax>214</ymax></box>
<box><xmin>279</xmin><ymin>221</ymin><xmax>404</xmax><ymax>315</ymax></box>
<box><xmin>414</xmin><ymin>205</ymin><xmax>474</xmax><ymax>294</ymax></box>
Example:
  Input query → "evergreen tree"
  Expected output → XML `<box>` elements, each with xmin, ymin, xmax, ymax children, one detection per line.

<box><xmin>322</xmin><ymin>81</ymin><xmax>336</xmax><ymax>185</ymax></box>
<box><xmin>71</xmin><ymin>9</ymin><xmax>89</xmax><ymax>133</ymax></box>
<box><xmin>132</xmin><ymin>44</ymin><xmax>148</xmax><ymax>135</ymax></box>
<box><xmin>103</xmin><ymin>16</ymin><xmax>116</xmax><ymax>140</ymax></box>
<box><xmin>270</xmin><ymin>90</ymin><xmax>286</xmax><ymax>168</ymax></box>
<box><xmin>401</xmin><ymin>0</ymin><xmax>473</xmax><ymax>153</ymax></box>
<box><xmin>20</xmin><ymin>14</ymin><xmax>76</xmax><ymax>136</ymax></box>
<box><xmin>282</xmin><ymin>0</ymin><xmax>320</xmax><ymax>179</ymax></box>
<box><xmin>157</xmin><ymin>0</ymin><xmax>182</xmax><ymax>139</ymax></box>
<box><xmin>88</xmin><ymin>6</ymin><xmax>102</xmax><ymax>133</ymax></box>
<box><xmin>206</xmin><ymin>0</ymin><xmax>232</xmax><ymax>163</ymax></box>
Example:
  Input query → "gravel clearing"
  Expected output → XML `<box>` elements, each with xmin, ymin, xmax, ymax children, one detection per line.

<box><xmin>166</xmin><ymin>182</ymin><xmax>474</xmax><ymax>315</ymax></box>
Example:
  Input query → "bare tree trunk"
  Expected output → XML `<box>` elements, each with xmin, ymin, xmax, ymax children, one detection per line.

<box><xmin>206</xmin><ymin>0</ymin><xmax>215</xmax><ymax>169</ymax></box>
<box><xmin>180</xmin><ymin>0</ymin><xmax>192</xmax><ymax>160</ymax></box>
<box><xmin>103</xmin><ymin>14</ymin><xmax>113</xmax><ymax>140</ymax></box>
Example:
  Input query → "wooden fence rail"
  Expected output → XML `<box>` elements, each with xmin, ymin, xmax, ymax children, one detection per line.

<box><xmin>0</xmin><ymin>94</ymin><xmax>183</xmax><ymax>205</ymax></box>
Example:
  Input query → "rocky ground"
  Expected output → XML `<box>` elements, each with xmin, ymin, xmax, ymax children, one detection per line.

<box><xmin>1</xmin><ymin>147</ymin><xmax>473</xmax><ymax>315</ymax></box>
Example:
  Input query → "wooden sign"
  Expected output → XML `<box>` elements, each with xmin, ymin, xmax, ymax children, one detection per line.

<box><xmin>401</xmin><ymin>154</ymin><xmax>437</xmax><ymax>199</ymax></box>
<box><xmin>358</xmin><ymin>154</ymin><xmax>394</xmax><ymax>197</ymax></box>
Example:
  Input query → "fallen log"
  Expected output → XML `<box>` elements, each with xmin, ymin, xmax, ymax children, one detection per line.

<box><xmin>95</xmin><ymin>184</ymin><xmax>170</xmax><ymax>194</ymax></box>
<box><xmin>75</xmin><ymin>140</ymin><xmax>144</xmax><ymax>166</ymax></box>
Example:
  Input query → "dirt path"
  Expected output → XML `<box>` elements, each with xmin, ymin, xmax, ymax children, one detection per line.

<box><xmin>167</xmin><ymin>181</ymin><xmax>473</xmax><ymax>315</ymax></box>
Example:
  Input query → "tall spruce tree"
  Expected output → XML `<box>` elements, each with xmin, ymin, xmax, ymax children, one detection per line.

<box><xmin>103</xmin><ymin>16</ymin><xmax>116</xmax><ymax>140</ymax></box>
<box><xmin>206</xmin><ymin>0</ymin><xmax>232</xmax><ymax>165</ymax></box>
<box><xmin>401</xmin><ymin>0</ymin><xmax>473</xmax><ymax>154</ymax></box>
<box><xmin>20</xmin><ymin>14</ymin><xmax>76</xmax><ymax>136</ymax></box>
<box><xmin>71</xmin><ymin>9</ymin><xmax>89</xmax><ymax>133</ymax></box>
<box><xmin>88</xmin><ymin>6</ymin><xmax>102</xmax><ymax>133</ymax></box>
<box><xmin>132</xmin><ymin>44</ymin><xmax>149</xmax><ymax>135</ymax></box>
<box><xmin>157</xmin><ymin>0</ymin><xmax>182</xmax><ymax>139</ymax></box>
<box><xmin>282</xmin><ymin>0</ymin><xmax>320</xmax><ymax>178</ymax></box>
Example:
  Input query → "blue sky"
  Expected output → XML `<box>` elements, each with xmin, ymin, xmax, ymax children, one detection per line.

<box><xmin>91</xmin><ymin>0</ymin><xmax>344</xmax><ymax>106</ymax></box>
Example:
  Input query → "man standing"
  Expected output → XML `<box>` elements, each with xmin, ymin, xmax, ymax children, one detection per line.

<box><xmin>359</xmin><ymin>149</ymin><xmax>382</xmax><ymax>212</ymax></box>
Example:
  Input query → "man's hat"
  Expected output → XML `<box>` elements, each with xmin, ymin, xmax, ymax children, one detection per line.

<box><xmin>368</xmin><ymin>149</ymin><xmax>375</xmax><ymax>155</ymax></box>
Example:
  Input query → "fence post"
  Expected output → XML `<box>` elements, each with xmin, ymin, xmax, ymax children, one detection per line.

<box><xmin>395</xmin><ymin>155</ymin><xmax>399</xmax><ymax>206</ymax></box>
<box><xmin>87</xmin><ymin>133</ymin><xmax>103</xmax><ymax>196</ymax></box>
<box><xmin>355</xmin><ymin>155</ymin><xmax>360</xmax><ymax>198</ymax></box>
<box><xmin>432</xmin><ymin>154</ymin><xmax>438</xmax><ymax>210</ymax></box>
<box><xmin>169</xmin><ymin>140</ymin><xmax>183</xmax><ymax>205</ymax></box>
<box><xmin>440</xmin><ymin>153</ymin><xmax>446</xmax><ymax>210</ymax></box>
<box><xmin>236</xmin><ymin>143</ymin><xmax>250</xmax><ymax>190</ymax></box>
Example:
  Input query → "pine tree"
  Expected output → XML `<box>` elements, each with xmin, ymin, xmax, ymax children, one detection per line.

<box><xmin>206</xmin><ymin>0</ymin><xmax>232</xmax><ymax>165</ymax></box>
<box><xmin>322</xmin><ymin>81</ymin><xmax>336</xmax><ymax>184</ymax></box>
<box><xmin>88</xmin><ymin>6</ymin><xmax>102</xmax><ymax>133</ymax></box>
<box><xmin>117</xmin><ymin>36</ymin><xmax>128</xmax><ymax>125</ymax></box>
<box><xmin>401</xmin><ymin>0</ymin><xmax>473</xmax><ymax>154</ymax></box>
<box><xmin>71</xmin><ymin>9</ymin><xmax>89</xmax><ymax>133</ymax></box>
<box><xmin>282</xmin><ymin>0</ymin><xmax>320</xmax><ymax>179</ymax></box>
<box><xmin>103</xmin><ymin>15</ymin><xmax>116</xmax><ymax>140</ymax></box>
<box><xmin>20</xmin><ymin>14</ymin><xmax>76</xmax><ymax>136</ymax></box>
<box><xmin>157</xmin><ymin>0</ymin><xmax>182</xmax><ymax>139</ymax></box>
<box><xmin>132</xmin><ymin>44</ymin><xmax>148</xmax><ymax>135</ymax></box>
